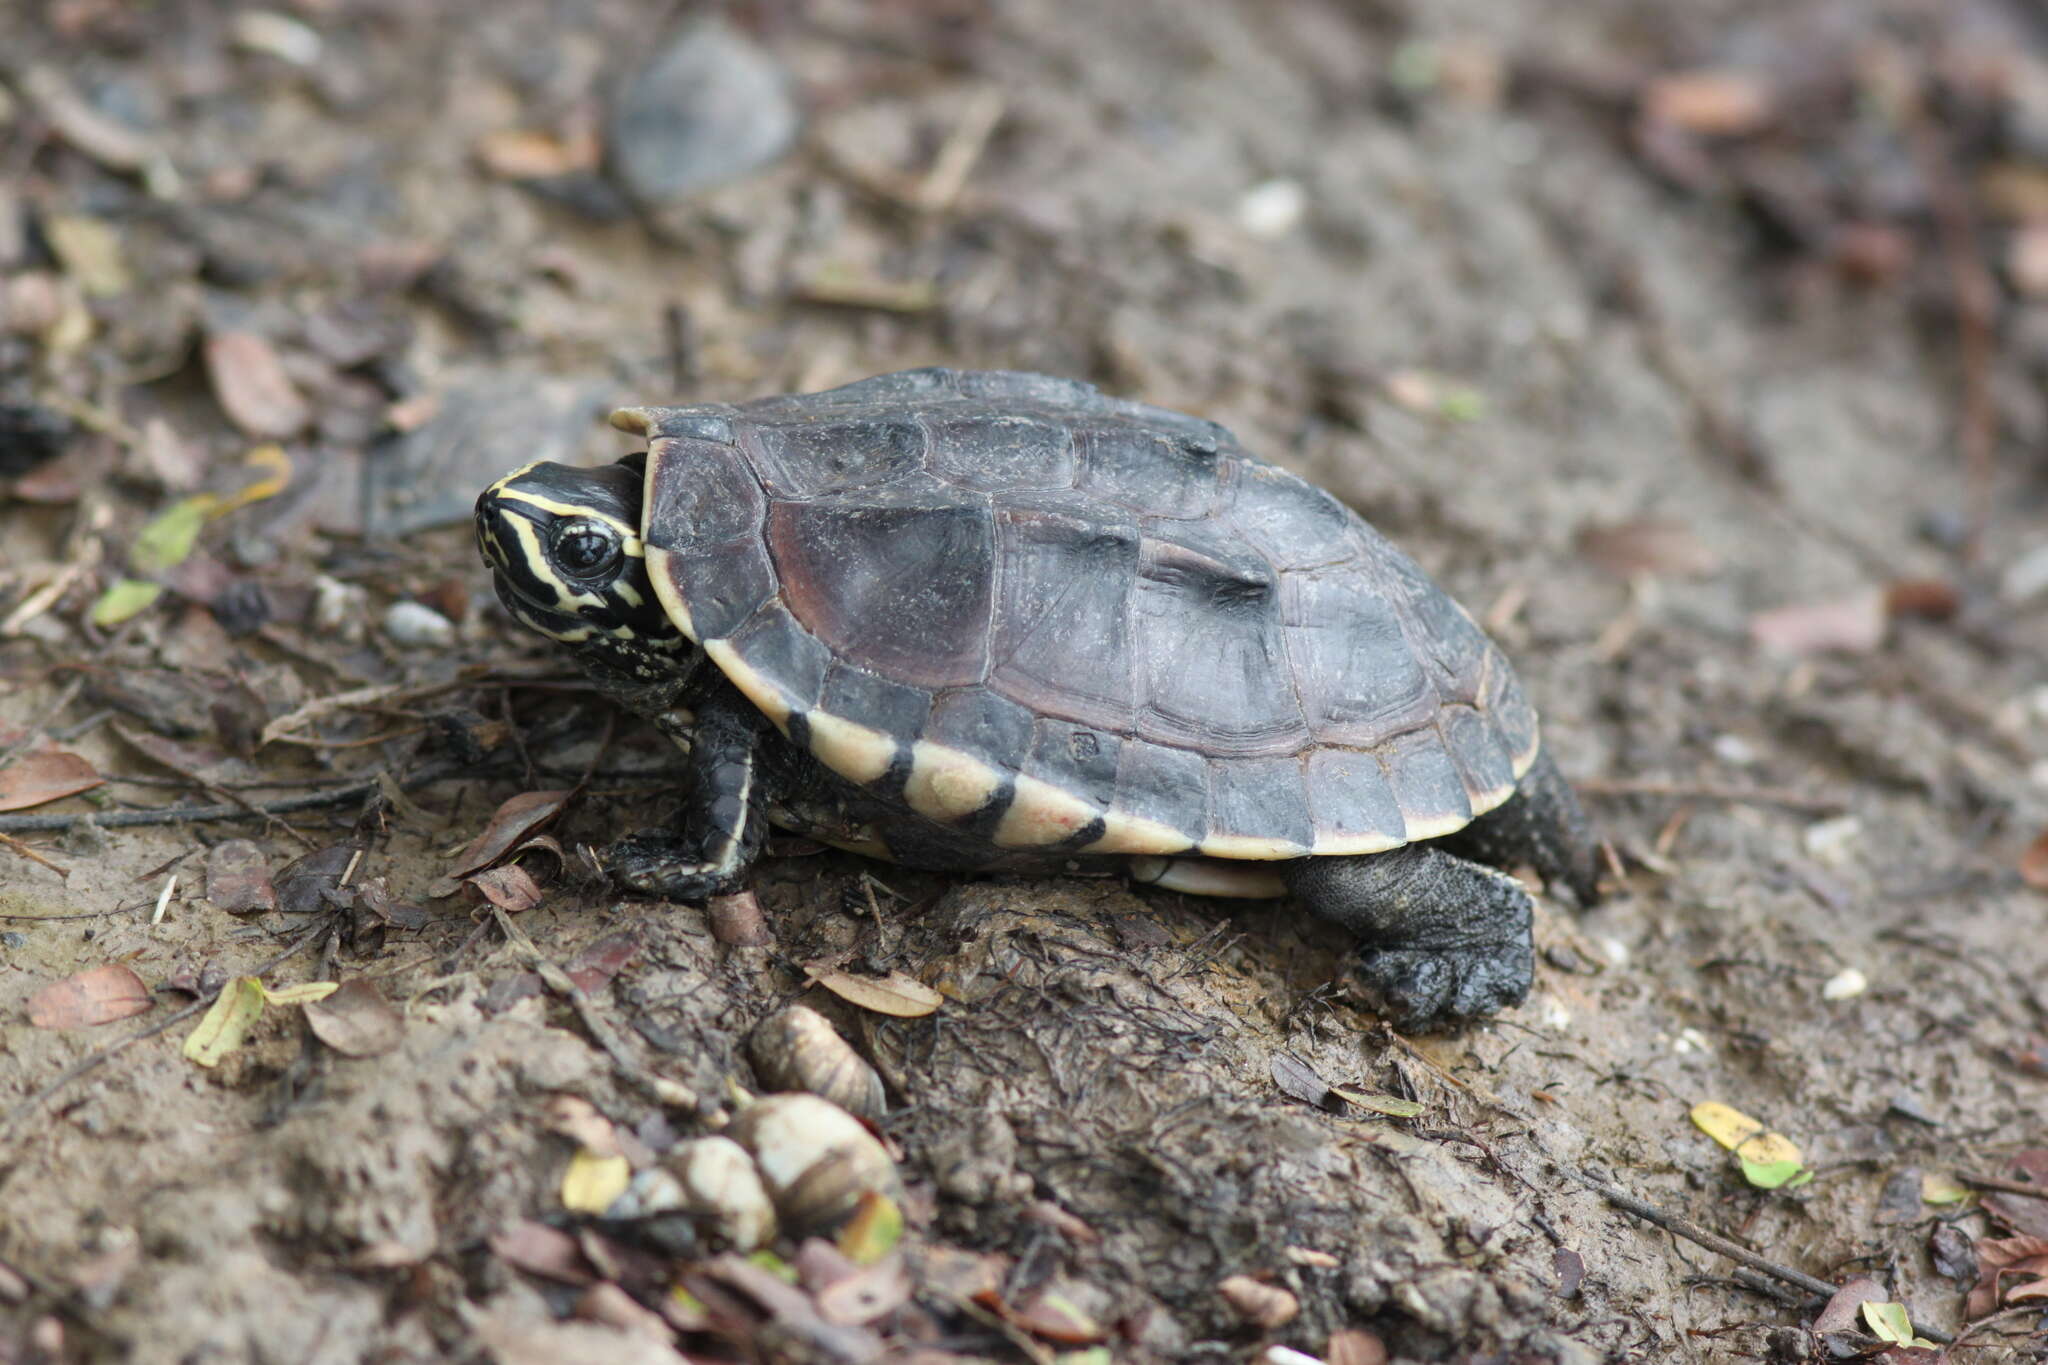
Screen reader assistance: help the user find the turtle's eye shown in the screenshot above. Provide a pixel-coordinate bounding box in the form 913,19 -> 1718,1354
553,522 -> 621,578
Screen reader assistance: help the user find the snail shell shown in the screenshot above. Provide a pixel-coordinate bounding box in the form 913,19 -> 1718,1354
667,1135 -> 778,1252
727,1093 -> 900,1235
747,1004 -> 886,1120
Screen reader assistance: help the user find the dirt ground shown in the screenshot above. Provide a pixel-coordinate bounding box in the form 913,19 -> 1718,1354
3,1 -> 2046,1362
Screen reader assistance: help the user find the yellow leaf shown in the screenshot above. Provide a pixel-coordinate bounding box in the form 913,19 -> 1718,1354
806,967 -> 944,1018
1689,1101 -> 1764,1151
207,444 -> 293,517
1734,1131 -> 1802,1168
1739,1156 -> 1808,1189
131,498 -> 210,573
836,1191 -> 904,1265
182,977 -> 267,1067
261,981 -> 340,1006
560,1149 -> 630,1214
1861,1300 -> 1915,1344
89,578 -> 163,628
1921,1172 -> 1971,1205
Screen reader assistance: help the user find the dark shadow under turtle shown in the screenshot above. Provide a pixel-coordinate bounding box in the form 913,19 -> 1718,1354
475,368 -> 1600,1029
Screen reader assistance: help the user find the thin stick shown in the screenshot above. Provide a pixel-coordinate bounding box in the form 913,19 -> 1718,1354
1571,1170 -> 1838,1299
1575,777 -> 1846,813
0,760 -> 468,834
1957,1172 -> 2048,1200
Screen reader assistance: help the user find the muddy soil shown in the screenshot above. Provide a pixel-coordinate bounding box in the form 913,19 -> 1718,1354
2,1 -> 2045,1362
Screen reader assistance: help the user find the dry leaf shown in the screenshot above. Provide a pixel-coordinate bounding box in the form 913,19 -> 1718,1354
302,979 -> 405,1057
26,964 -> 152,1029
476,127 -> 599,180
183,976 -> 267,1067
806,967 -> 943,1018
205,839 -> 277,915
468,863 -> 545,912
1749,589 -> 1888,656
0,750 -> 103,812
1217,1274 -> 1299,1328
1690,1100 -> 1764,1150
441,791 -> 571,884
1643,70 -> 1773,136
1576,519 -> 1719,579
2021,829 -> 2048,892
561,1149 -> 632,1214
487,1220 -> 595,1286
813,1251 -> 912,1326
260,981 -> 340,1007
203,332 -> 309,439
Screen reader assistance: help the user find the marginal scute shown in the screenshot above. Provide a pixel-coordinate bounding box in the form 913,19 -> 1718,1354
903,741 -> 1004,822
1440,704 -> 1517,816
1379,726 -> 1474,842
1303,748 -> 1407,854
804,709 -> 897,786
643,441 -> 766,551
993,773 -> 1102,848
703,638 -> 791,726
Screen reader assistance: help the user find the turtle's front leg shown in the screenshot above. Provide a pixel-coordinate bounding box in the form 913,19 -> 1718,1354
608,684 -> 774,901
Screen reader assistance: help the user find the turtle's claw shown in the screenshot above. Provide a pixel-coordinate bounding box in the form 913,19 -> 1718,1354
1356,942 -> 1532,1031
606,830 -> 747,902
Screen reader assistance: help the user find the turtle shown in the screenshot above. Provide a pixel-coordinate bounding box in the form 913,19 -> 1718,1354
474,367 -> 1599,1028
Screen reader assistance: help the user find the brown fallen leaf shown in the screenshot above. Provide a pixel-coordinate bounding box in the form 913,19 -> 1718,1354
813,1252 -> 913,1327
1965,1235 -> 2048,1318
0,750 -> 103,812
566,931 -> 642,994
1325,1329 -> 1390,1365
204,839 -> 277,915
302,979 -> 404,1057
1005,1278 -> 1108,1344
1575,518 -> 1719,579
1749,589 -> 1888,657
1217,1274 -> 1298,1329
1982,1151 -> 2048,1240
1643,69 -> 1774,136
487,1221 -> 596,1286
476,126 -> 601,180
468,863 -> 545,912
806,967 -> 944,1018
2020,830 -> 2048,893
27,964 -> 153,1029
203,331 -> 309,440
1883,578 -> 1960,621
437,790 -> 572,888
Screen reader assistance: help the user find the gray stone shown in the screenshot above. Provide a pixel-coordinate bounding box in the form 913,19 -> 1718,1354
607,17 -> 799,207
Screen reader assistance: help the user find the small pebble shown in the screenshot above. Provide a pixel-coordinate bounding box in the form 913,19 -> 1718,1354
311,575 -> 367,638
1821,968 -> 1868,1001
1237,179 -> 1306,239
1802,815 -> 1862,867
231,11 -> 323,66
1672,1027 -> 1712,1055
608,17 -> 799,206
2001,543 -> 2048,603
383,600 -> 455,649
1711,733 -> 1760,767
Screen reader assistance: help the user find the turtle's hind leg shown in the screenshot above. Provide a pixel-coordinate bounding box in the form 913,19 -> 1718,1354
1439,748 -> 1601,905
608,684 -> 773,901
1284,845 -> 1533,1029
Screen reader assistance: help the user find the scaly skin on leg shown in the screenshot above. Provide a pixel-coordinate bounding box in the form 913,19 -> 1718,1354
608,684 -> 773,901
1439,748 -> 1601,905
1284,844 -> 1535,1029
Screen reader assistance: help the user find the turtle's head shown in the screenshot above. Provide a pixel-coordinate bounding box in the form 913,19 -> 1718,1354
475,458 -> 694,688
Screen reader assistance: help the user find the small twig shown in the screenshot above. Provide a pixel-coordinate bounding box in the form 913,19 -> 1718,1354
915,86 -> 1006,215
1572,1170 -> 1838,1299
1575,777 -> 1847,813
1957,1172 -> 2048,1200
1,920 -> 332,1134
488,906 -> 697,1111
0,760 -> 470,835
0,831 -> 68,877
